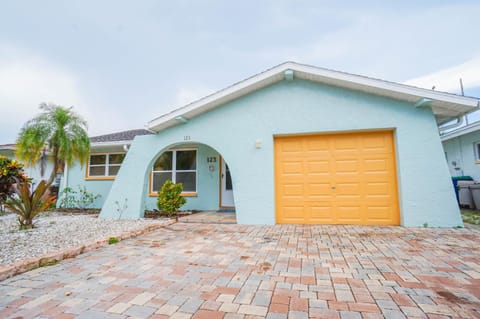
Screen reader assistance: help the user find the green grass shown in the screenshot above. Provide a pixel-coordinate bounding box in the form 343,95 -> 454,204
108,237 -> 119,245
461,209 -> 480,225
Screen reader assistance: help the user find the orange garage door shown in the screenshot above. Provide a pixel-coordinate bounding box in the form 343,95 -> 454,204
274,131 -> 399,225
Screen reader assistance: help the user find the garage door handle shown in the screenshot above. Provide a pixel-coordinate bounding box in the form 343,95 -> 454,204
331,186 -> 336,189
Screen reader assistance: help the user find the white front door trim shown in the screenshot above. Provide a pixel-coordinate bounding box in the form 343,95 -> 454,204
220,158 -> 235,208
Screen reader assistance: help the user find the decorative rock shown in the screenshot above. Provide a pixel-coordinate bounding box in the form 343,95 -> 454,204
0,212 -> 174,280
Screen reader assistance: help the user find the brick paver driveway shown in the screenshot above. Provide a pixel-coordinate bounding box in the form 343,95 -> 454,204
1,223 -> 480,319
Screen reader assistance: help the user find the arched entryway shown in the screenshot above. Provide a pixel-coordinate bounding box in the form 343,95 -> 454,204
147,142 -> 236,222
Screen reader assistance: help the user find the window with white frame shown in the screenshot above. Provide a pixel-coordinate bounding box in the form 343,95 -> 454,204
88,153 -> 125,177
474,142 -> 480,162
151,149 -> 197,193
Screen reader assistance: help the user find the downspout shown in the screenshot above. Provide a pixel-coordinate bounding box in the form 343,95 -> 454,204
57,162 -> 68,207
63,163 -> 68,189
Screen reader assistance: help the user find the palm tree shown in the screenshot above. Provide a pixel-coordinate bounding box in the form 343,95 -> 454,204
16,103 -> 90,185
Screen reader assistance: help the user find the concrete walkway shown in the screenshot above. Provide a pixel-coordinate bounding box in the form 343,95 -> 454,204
180,211 -> 237,224
1,223 -> 479,318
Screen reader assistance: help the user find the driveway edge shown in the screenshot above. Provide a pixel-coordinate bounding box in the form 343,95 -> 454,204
0,219 -> 176,281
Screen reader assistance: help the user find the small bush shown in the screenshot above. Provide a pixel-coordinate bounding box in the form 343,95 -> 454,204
157,180 -> 186,222
108,237 -> 119,245
4,179 -> 56,229
59,185 -> 101,209
0,156 -> 29,212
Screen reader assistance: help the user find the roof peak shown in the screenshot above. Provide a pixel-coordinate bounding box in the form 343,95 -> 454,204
147,61 -> 480,133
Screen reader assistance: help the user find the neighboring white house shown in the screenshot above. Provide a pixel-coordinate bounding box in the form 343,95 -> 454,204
441,121 -> 480,181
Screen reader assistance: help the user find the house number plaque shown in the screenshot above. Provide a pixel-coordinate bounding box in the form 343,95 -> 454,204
207,157 -> 217,163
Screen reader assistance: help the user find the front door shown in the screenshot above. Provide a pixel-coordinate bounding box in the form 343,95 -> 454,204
221,159 -> 235,208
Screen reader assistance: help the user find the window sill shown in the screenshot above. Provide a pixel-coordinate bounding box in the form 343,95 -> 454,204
149,192 -> 198,197
85,176 -> 116,181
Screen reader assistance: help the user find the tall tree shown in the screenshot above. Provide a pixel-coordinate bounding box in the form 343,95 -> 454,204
16,103 -> 90,185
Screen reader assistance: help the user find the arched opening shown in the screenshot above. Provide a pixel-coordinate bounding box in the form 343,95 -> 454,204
146,142 -> 236,223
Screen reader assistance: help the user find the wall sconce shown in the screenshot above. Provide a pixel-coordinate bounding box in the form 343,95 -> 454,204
255,139 -> 262,149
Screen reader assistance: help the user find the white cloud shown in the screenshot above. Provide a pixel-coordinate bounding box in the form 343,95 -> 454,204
296,3 -> 480,81
404,56 -> 480,94
0,45 -> 89,143
174,86 -> 214,107
0,44 -> 137,143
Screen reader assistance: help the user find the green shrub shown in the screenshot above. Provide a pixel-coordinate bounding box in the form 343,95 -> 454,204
58,186 -> 76,208
108,237 -> 119,244
157,180 -> 186,222
4,179 -> 56,229
59,185 -> 101,209
0,156 -> 29,212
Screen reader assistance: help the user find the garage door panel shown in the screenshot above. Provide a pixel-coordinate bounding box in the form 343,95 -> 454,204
305,139 -> 330,151
310,206 -> 335,223
279,139 -> 304,152
336,182 -> 361,194
337,206 -> 362,221
282,183 -> 304,196
275,131 -> 399,225
364,159 -> 388,171
308,183 -> 333,195
366,206 -> 395,222
281,206 -> 306,221
333,136 -> 359,149
365,182 -> 388,195
281,161 -> 303,174
335,160 -> 359,173
307,161 -> 330,173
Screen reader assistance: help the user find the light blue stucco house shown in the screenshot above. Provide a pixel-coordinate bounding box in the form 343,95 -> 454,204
62,62 -> 480,226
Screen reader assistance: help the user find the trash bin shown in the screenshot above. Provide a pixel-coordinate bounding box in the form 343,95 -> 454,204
452,176 -> 474,204
470,184 -> 480,210
458,182 -> 475,209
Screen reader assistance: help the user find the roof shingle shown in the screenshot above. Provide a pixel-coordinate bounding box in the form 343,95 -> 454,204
90,129 -> 152,143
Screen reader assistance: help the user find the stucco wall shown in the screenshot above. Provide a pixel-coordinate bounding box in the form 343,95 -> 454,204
100,79 -> 461,227
59,162 -> 113,208
144,144 -> 220,211
443,130 -> 480,181
59,145 -> 124,208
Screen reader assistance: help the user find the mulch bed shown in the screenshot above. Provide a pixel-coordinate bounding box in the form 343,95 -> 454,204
144,210 -> 200,219
54,208 -> 201,219
54,208 -> 100,215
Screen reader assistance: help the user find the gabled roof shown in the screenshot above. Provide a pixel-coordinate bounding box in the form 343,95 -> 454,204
90,129 -> 152,145
0,130 -> 152,152
147,61 -> 480,133
441,121 -> 480,142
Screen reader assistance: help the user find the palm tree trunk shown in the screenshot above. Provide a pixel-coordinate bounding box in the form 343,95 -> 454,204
47,148 -> 59,186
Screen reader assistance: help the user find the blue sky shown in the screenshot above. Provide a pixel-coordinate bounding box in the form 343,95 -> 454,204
1,1 -> 479,144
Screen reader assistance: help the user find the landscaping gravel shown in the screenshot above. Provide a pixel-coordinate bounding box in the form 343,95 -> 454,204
0,212 -> 167,266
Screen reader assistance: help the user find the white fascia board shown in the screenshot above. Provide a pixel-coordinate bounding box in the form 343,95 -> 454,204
293,63 -> 479,107
147,62 -> 480,133
90,140 -> 132,148
147,63 -> 289,131
441,121 -> 480,141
